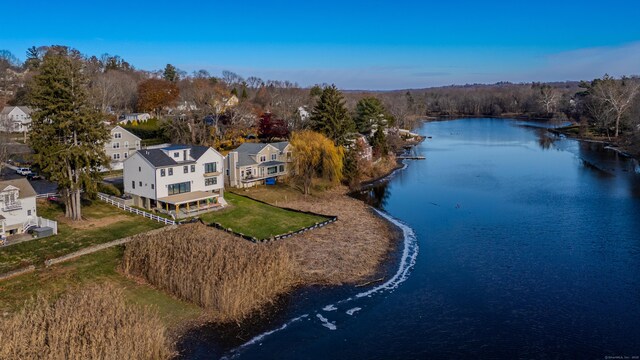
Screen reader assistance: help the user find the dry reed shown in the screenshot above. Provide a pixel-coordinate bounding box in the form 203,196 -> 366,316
0,283 -> 171,360
121,226 -> 297,323
121,186 -> 397,324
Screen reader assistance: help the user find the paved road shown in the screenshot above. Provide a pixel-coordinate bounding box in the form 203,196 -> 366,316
0,165 -> 58,195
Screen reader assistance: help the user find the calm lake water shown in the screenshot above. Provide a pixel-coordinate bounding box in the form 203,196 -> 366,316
180,118 -> 640,359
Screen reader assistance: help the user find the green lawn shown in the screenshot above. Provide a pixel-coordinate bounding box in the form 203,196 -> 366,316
199,192 -> 329,240
0,199 -> 164,273
0,246 -> 202,328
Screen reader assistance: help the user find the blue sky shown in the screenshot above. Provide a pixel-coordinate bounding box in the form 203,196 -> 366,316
2,0 -> 639,89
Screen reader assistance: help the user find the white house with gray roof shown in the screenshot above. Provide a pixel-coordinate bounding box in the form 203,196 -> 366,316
0,106 -> 33,133
123,144 -> 225,218
224,141 -> 292,188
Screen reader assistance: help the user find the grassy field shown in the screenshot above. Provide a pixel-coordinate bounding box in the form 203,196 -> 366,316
0,246 -> 202,328
199,192 -> 329,240
0,199 -> 164,273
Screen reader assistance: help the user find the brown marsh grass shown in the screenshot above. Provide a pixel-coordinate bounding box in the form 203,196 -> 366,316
121,185 -> 396,325
121,226 -> 297,323
0,283 -> 171,360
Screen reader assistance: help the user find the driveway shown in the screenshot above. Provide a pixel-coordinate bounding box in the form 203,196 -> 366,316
1,164 -> 58,195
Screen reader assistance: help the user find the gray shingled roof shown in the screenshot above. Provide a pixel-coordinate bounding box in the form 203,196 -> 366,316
190,145 -> 210,160
237,153 -> 257,167
271,141 -> 289,152
234,142 -> 269,154
232,142 -> 290,168
0,178 -> 37,199
137,145 -> 212,168
1,106 -> 33,115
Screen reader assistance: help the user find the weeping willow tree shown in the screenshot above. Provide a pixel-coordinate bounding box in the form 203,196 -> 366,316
290,130 -> 344,195
29,46 -> 109,220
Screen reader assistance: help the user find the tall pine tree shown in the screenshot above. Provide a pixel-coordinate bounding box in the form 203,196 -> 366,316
29,46 -> 110,220
309,85 -> 354,146
162,64 -> 178,82
354,96 -> 391,135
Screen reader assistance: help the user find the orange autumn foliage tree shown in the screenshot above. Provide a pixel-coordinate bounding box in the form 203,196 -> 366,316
136,78 -> 179,116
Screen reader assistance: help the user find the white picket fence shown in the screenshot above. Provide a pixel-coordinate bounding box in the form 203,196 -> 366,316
96,193 -> 176,225
36,193 -> 59,199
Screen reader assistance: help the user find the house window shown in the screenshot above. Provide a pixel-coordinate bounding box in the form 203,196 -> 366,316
113,153 -> 120,160
191,165 -> 195,172
114,132 -> 122,139
167,182 -> 191,195
183,165 -> 188,174
173,152 -> 180,158
132,181 -> 135,189
139,181 -> 142,187
205,177 -> 217,186
259,155 -> 266,162
112,142 -> 120,149
138,166 -> 141,172
267,166 -> 277,175
124,141 -> 129,148
168,168 -> 173,176
286,152 -> 292,161
135,141 -> 140,148
161,169 -> 166,177
271,154 -> 277,160
279,165 -> 285,172
204,162 -> 217,173
27,210 -> 32,216
151,184 -> 154,190
124,152 -> 128,158
226,169 -> 229,176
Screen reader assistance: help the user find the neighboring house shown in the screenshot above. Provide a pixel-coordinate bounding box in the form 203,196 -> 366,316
212,95 -> 239,113
118,113 -> 151,124
0,106 -> 33,133
0,179 -> 37,239
347,134 -> 373,162
105,126 -> 142,171
175,101 -> 198,112
396,128 -> 420,141
123,144 -> 225,218
225,141 -> 292,188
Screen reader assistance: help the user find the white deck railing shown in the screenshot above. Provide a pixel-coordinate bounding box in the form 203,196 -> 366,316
96,193 -> 176,225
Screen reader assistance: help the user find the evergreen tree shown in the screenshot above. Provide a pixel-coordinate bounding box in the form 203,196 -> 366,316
162,63 -> 178,82
309,85 -> 323,98
354,96 -> 390,135
309,85 -> 354,146
25,46 -> 41,70
241,87 -> 248,100
230,87 -> 238,97
370,127 -> 389,158
29,47 -> 110,220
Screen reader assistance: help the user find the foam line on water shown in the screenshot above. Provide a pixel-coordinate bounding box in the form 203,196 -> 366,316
221,314 -> 308,359
316,314 -> 337,330
223,210 -> 418,358
346,307 -> 361,315
355,209 -> 418,298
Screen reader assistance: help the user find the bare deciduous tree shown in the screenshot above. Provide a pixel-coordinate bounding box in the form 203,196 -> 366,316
537,84 -> 559,114
89,70 -> 138,113
588,75 -> 640,138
